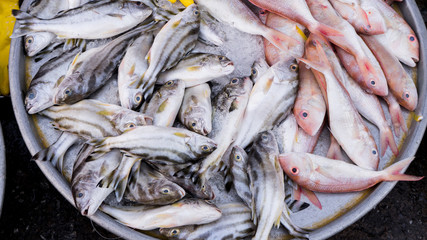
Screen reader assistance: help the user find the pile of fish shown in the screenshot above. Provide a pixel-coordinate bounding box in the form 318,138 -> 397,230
14,0 -> 424,239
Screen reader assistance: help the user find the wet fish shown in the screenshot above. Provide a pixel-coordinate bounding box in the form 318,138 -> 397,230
71,145 -> 121,216
293,125 -> 322,154
196,0 -> 302,56
250,58 -> 269,83
12,1 -> 152,39
141,80 -> 185,127
125,161 -> 186,205
279,153 -> 423,192
157,53 -> 234,87
39,99 -> 150,140
293,61 -> 326,137
329,0 -> 374,34
89,125 -> 217,164
178,83 -> 212,135
159,203 -> 255,240
360,0 -> 388,35
99,199 -> 222,230
138,4 -> 200,101
118,33 -> 153,109
247,131 -> 285,240
301,35 -> 379,170
25,47 -> 80,114
233,58 -> 299,149
24,32 -> 58,57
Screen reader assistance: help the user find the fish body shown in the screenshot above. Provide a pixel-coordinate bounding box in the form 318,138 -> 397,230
99,199 -> 222,230
139,4 -> 200,101
273,113 -> 298,154
157,53 -> 234,87
279,153 -> 423,192
293,125 -> 322,154
178,83 -> 212,135
329,0 -> 374,34
141,80 -> 185,127
247,131 -> 285,240
89,125 -> 217,164
159,203 -> 255,240
118,33 -> 153,109
12,1 -> 152,39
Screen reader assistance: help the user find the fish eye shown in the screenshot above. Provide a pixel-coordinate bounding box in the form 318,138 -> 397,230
290,167 -> 299,175
372,149 -> 377,155
409,35 -> 416,42
171,229 -> 180,236
201,145 -> 210,152
261,134 -> 269,141
134,1 -> 142,6
235,154 -> 241,161
370,80 -> 376,86
125,122 -> 136,129
28,92 -> 36,100
260,9 -> 267,15
251,68 -> 257,76
191,122 -> 197,127
166,81 -> 174,86
218,56 -> 225,61
403,91 -> 410,99
194,10 -> 199,15
231,78 -> 239,84
290,64 -> 298,71
77,192 -> 84,198
161,188 -> 170,194
201,185 -> 205,191
26,36 -> 34,44
134,93 -> 143,104
300,111 -> 308,119
64,88 -> 72,96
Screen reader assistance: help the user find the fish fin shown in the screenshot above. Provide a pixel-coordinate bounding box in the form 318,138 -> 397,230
128,64 -> 136,76
157,99 -> 169,113
389,102 -> 407,137
327,134 -> 345,160
379,124 -> 399,157
11,25 -> 33,38
263,28 -> 302,57
298,40 -> 331,74
88,138 -> 109,159
313,22 -> 343,37
70,52 -> 82,68
114,175 -> 130,202
186,66 -> 202,71
301,187 -> 322,210
275,214 -> 282,228
12,9 -> 34,20
382,157 -> 423,181
146,50 -> 151,64
293,185 -> 302,201
97,171 -> 114,189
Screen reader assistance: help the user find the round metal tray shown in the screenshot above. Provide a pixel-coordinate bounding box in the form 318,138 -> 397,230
9,0 -> 427,239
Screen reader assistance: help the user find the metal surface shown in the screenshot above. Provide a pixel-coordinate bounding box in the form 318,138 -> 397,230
0,124 -> 5,217
8,0 -> 427,239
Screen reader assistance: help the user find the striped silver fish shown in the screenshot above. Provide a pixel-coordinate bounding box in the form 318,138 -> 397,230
25,47 -> 80,114
53,24 -> 155,105
71,145 -> 121,216
159,202 -> 255,240
233,58 -> 299,149
247,131 -> 285,240
138,4 -> 200,101
89,125 -> 217,164
118,33 -> 153,109
157,53 -> 234,87
99,199 -> 222,230
12,1 -> 152,39
178,83 -> 212,135
40,99 -> 150,140
125,161 -> 186,205
140,80 -> 185,127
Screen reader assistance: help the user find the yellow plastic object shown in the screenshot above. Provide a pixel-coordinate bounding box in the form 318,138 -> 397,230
168,0 -> 194,7
0,0 -> 19,96
296,26 -> 308,41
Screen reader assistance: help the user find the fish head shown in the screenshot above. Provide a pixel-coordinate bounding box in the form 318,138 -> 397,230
25,88 -> 52,114
180,3 -> 200,23
252,131 -> 279,155
362,68 -> 389,97
53,72 -> 84,104
272,58 -> 299,83
351,142 -> 379,171
125,86 -> 144,110
211,55 -> 235,74
385,29 -> 419,67
72,181 -> 98,216
124,1 -> 153,19
112,111 -> 152,132
191,135 -> 217,157
159,226 -> 193,239
397,85 -> 418,111
224,77 -> 253,98
24,32 -> 53,57
160,79 -> 185,95
230,145 -> 248,168
364,7 -> 387,35
149,180 -> 186,203
185,116 -> 211,135
278,153 -> 314,183
250,58 -> 269,82
193,175 -> 215,200
293,96 -> 326,136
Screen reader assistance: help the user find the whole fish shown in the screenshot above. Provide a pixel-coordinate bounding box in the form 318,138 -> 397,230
140,80 -> 185,127
71,145 -> 121,216
89,125 -> 217,164
157,53 -> 235,87
306,0 -> 388,97
369,0 -> 419,67
233,58 -> 299,149
301,35 -> 379,170
329,0 -> 374,34
159,203 -> 255,240
125,161 -> 186,205
118,33 -> 153,109
247,131 -> 285,240
279,153 -> 423,192
25,47 -> 80,114
263,12 -> 306,65
12,1 -> 152,39
196,0 -> 302,56
99,199 -> 222,230
250,58 -> 270,83
178,83 -> 212,135
293,61 -> 326,136
39,99 -> 150,140
138,4 -> 200,101
248,0 -> 342,37
53,24 -> 154,105
198,77 -> 252,173
362,35 -> 418,111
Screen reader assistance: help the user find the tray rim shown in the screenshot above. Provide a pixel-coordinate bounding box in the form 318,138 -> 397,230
8,0 -> 427,239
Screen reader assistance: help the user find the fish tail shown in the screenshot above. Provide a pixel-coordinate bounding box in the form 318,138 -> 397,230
280,207 -> 310,237
379,123 -> 399,157
10,10 -> 37,38
383,157 -> 423,181
114,176 -> 130,202
263,27 -> 302,57
312,22 -> 343,37
88,138 -> 109,159
298,39 -> 332,74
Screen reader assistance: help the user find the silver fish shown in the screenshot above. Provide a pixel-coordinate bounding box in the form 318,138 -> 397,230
12,1 -> 152,39
159,203 -> 255,240
250,58 -> 270,83
178,83 -> 212,135
99,199 -> 222,230
138,4 -> 200,101
141,80 -> 185,127
157,53 -> 234,87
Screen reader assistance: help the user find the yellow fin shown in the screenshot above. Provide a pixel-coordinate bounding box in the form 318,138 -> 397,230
296,25 -> 307,41
157,100 -> 169,113
174,132 -> 190,138
179,0 -> 194,7
71,52 -> 82,67
275,214 -> 281,228
187,66 -> 201,72
97,110 -> 113,116
172,19 -> 181,28
146,49 -> 151,64
263,77 -> 273,94
128,64 -> 136,75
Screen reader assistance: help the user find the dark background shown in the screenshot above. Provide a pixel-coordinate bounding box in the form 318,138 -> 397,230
0,1 -> 426,239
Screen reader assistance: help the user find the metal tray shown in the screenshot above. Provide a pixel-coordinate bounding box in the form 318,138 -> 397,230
0,124 -> 5,217
9,0 -> 427,239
